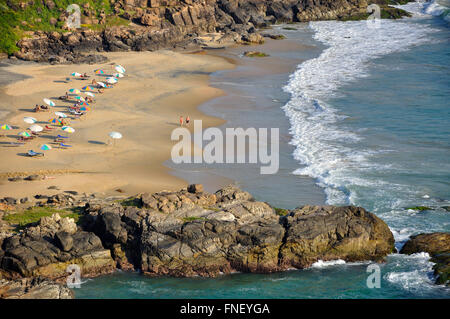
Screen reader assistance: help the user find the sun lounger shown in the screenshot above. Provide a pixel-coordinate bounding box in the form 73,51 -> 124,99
44,125 -> 54,130
27,150 -> 44,157
59,142 -> 72,148
18,136 -> 34,142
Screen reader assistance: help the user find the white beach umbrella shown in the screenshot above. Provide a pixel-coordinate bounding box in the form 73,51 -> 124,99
43,98 -> 55,107
62,126 -> 75,133
114,65 -> 126,74
106,77 -> 118,84
23,116 -> 37,124
109,131 -> 122,139
85,92 -> 95,97
55,112 -> 67,118
97,82 -> 107,88
29,124 -> 43,132
71,72 -> 82,77
113,73 -> 124,78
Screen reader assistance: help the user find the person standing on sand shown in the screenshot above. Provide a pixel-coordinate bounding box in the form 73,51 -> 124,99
180,116 -> 184,126
186,116 -> 190,126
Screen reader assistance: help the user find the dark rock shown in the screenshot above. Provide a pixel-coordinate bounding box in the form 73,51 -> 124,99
187,184 -> 204,194
54,232 -> 73,252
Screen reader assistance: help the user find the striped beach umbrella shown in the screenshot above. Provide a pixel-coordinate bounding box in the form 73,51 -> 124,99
40,144 -> 52,151
94,69 -> 105,75
49,118 -> 62,125
68,88 -> 80,94
18,131 -> 31,137
23,117 -> 37,124
1,124 -> 12,130
43,98 -> 55,107
84,92 -> 95,97
82,85 -> 94,91
80,106 -> 91,112
74,96 -> 85,101
62,126 -> 75,133
113,73 -> 124,78
79,101 -> 89,106
71,72 -> 82,77
114,65 -> 126,74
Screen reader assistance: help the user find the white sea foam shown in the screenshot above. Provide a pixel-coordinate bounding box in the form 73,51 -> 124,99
282,16 -> 439,206
393,0 -> 450,21
311,259 -> 346,268
384,253 -> 446,294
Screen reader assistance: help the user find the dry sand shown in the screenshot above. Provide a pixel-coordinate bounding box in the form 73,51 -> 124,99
0,50 -> 234,198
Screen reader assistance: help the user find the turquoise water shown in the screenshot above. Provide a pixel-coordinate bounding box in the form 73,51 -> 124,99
76,2 -> 450,299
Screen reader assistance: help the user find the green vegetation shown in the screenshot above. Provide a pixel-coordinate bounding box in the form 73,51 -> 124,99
406,206 -> 432,211
244,51 -> 269,58
0,0 -> 117,54
118,197 -> 142,208
182,216 -> 206,223
3,206 -> 81,230
282,27 -> 297,31
274,207 -> 289,216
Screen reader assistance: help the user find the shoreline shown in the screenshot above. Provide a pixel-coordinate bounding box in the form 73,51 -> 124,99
0,50 -> 235,199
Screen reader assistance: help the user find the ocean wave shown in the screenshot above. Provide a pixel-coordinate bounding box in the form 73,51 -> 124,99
282,19 -> 438,206
393,0 -> 450,22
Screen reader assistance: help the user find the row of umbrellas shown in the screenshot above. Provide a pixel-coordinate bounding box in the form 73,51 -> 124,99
1,65 -> 127,152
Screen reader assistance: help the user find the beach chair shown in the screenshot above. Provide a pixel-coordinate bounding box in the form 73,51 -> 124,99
59,142 -> 72,149
27,150 -> 44,157
18,136 -> 34,142
44,125 -> 54,131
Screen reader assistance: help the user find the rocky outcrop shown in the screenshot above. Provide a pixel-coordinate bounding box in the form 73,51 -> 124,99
0,185 -> 395,282
0,277 -> 73,299
7,0 -> 410,63
400,233 -> 450,286
0,213 -> 115,281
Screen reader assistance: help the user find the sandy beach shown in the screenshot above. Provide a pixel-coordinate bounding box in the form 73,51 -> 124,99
0,50 -> 234,199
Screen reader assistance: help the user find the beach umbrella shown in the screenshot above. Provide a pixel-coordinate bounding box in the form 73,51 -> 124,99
79,101 -> 89,106
106,77 -> 118,84
113,73 -> 124,78
114,65 -> 126,74
18,131 -> 31,137
74,96 -> 85,101
55,112 -> 67,118
62,126 -> 75,133
29,124 -> 43,133
1,124 -> 12,130
84,92 -> 95,97
49,118 -> 62,125
82,85 -> 94,91
109,131 -> 122,139
71,72 -> 82,77
23,117 -> 37,124
97,82 -> 107,88
43,98 -> 55,107
68,88 -> 80,94
80,106 -> 91,112
94,69 -> 105,75
40,144 -> 52,151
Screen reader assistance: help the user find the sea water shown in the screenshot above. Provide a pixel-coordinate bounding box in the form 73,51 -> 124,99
76,1 -> 450,298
